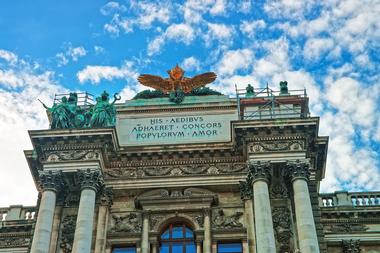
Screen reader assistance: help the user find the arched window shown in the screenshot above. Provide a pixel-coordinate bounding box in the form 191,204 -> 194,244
159,223 -> 196,253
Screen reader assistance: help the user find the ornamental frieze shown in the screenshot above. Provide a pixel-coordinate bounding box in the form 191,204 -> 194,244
43,149 -> 100,162
327,223 -> 369,233
0,236 -> 30,247
248,140 -> 304,153
109,213 -> 142,233
105,163 -> 246,178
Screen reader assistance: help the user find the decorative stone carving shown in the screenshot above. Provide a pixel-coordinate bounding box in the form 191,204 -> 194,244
77,169 -> 104,192
212,209 -> 243,229
60,215 -> 77,253
45,150 -> 100,162
342,239 -> 361,253
99,187 -> 113,206
272,207 -> 293,252
110,213 -> 142,233
248,161 -> 271,183
0,237 -> 29,247
190,213 -> 204,228
287,160 -> 310,181
249,140 -> 304,153
38,170 -> 64,192
329,223 -> 369,233
149,214 -> 167,230
239,180 -> 252,200
270,183 -> 288,198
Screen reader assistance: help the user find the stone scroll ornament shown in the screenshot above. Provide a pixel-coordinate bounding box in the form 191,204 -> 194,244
137,65 -> 217,104
40,90 -> 121,129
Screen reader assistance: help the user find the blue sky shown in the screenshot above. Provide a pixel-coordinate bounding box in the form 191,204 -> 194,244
0,0 -> 379,206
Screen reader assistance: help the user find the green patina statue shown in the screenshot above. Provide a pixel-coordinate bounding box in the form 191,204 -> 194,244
245,84 -> 255,98
280,81 -> 289,95
40,91 -> 121,129
89,91 -> 121,127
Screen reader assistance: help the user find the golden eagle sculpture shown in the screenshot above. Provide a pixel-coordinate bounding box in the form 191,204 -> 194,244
137,65 -> 217,94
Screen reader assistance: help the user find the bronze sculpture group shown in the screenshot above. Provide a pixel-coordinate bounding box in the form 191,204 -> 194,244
41,91 -> 121,129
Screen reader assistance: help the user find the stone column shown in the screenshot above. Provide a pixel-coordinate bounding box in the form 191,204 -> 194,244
239,180 -> 255,253
31,171 -> 64,253
72,169 -> 103,253
151,241 -> 158,253
141,211 -> 150,253
49,205 -> 63,253
203,209 -> 211,253
95,188 -> 113,253
288,161 -> 320,253
248,161 -> 276,253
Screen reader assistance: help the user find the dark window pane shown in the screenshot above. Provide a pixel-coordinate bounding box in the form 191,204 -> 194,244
172,242 -> 184,253
185,243 -> 196,253
172,226 -> 184,239
160,243 -> 169,253
161,229 -> 170,239
218,243 -> 242,253
113,247 -> 136,253
185,228 -> 193,238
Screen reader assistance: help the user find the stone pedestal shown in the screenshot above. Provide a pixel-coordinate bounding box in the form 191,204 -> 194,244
30,171 -> 63,253
288,161 -> 320,253
249,162 -> 276,253
72,169 -> 103,253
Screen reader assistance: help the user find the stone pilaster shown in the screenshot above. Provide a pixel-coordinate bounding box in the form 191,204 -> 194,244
239,180 -> 255,253
95,187 -> 113,253
287,160 -> 320,253
31,170 -> 64,253
141,211 -> 150,253
72,169 -> 103,253
203,208 -> 211,253
248,161 -> 276,253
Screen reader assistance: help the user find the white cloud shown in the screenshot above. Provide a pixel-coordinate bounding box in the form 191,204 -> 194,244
77,61 -> 138,84
303,37 -> 334,60
100,1 -> 126,16
56,45 -> 87,66
182,57 -> 201,71
264,0 -> 316,19
238,0 -> 252,14
204,23 -> 234,46
0,49 -> 18,64
94,45 -> 105,54
132,1 -> 171,28
0,52 -> 67,206
209,0 -> 227,16
240,20 -> 266,38
217,49 -> 253,76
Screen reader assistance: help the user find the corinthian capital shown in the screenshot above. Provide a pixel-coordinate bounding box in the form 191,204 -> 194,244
38,170 -> 64,192
286,160 -> 310,181
248,161 -> 271,183
77,169 -> 104,192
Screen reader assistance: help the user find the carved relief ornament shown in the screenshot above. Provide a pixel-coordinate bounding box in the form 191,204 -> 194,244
248,161 -> 271,183
212,209 -> 243,229
249,140 -> 304,153
38,170 -> 65,192
45,150 -> 100,162
60,215 -> 77,253
109,213 -> 142,233
286,160 -> 310,181
77,169 -> 104,192
342,239 -> 361,253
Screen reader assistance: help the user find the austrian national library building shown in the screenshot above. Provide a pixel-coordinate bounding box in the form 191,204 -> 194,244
0,66 -> 379,253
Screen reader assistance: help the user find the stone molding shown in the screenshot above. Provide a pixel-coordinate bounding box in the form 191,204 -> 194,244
38,170 -> 65,192
77,169 -> 104,192
44,149 -> 100,162
286,160 -> 310,182
248,161 -> 271,183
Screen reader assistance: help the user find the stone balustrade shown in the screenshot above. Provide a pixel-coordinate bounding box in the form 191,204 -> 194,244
0,205 -> 36,221
319,191 -> 380,207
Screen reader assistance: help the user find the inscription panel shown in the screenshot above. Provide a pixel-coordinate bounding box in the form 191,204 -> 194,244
116,112 -> 237,146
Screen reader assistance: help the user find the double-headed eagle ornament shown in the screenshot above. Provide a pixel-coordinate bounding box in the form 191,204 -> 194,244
137,65 -> 217,103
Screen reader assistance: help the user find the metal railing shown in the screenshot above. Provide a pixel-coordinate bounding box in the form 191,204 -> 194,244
53,91 -> 95,106
235,85 -> 309,120
319,191 -> 380,208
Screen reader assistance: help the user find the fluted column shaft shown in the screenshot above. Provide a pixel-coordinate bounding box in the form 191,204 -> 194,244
288,162 -> 320,253
141,211 -> 150,253
203,209 -> 211,253
249,162 -> 276,253
31,171 -> 63,253
72,169 -> 103,253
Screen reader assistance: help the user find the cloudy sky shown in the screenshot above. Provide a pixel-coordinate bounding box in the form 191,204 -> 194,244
0,0 -> 379,206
